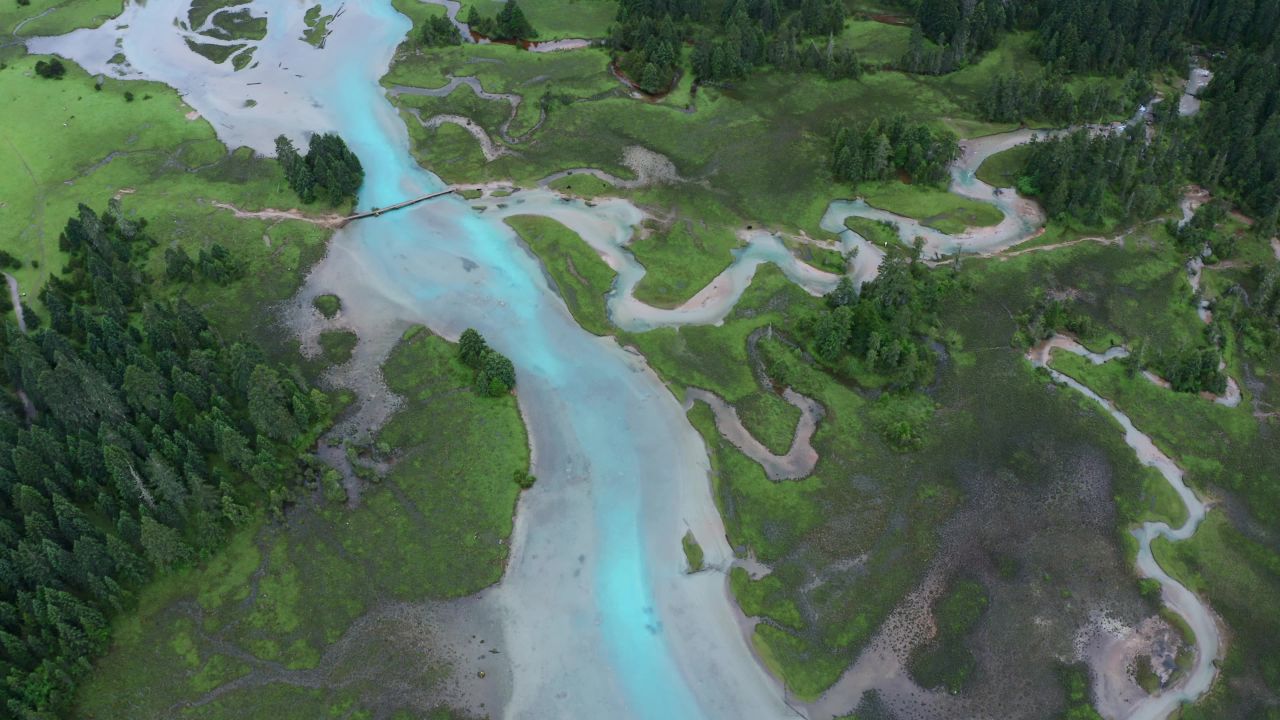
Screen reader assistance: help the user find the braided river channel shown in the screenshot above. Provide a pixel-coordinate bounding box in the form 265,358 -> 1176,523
29,3 -> 1221,718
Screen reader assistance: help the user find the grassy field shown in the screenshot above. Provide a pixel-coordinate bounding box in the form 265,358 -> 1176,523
456,0 -> 617,39
0,55 -> 347,346
0,0 -> 121,36
735,390 -> 804,455
390,0 -> 444,32
76,328 -> 529,718
843,215 -> 902,250
629,212 -> 744,307
839,19 -> 912,66
975,145 -> 1032,188
505,214 -> 615,335
860,181 -> 1004,234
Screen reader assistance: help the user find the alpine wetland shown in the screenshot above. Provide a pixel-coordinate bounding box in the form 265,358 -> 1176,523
2,1 -> 1279,719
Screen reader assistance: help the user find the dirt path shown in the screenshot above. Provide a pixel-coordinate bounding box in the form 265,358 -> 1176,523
210,201 -> 346,227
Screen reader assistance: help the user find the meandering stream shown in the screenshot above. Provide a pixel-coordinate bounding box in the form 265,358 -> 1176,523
28,6 -> 1226,717
1028,336 -> 1222,720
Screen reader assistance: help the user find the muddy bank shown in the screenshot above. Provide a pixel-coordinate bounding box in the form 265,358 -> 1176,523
685,388 -> 823,480
389,74 -> 546,143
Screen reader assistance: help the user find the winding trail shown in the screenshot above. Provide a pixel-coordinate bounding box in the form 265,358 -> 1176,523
685,388 -> 823,481
1028,335 -> 1223,720
4,273 -> 35,421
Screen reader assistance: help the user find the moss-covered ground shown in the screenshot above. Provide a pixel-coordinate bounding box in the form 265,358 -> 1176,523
908,579 -> 989,694
76,327 -> 529,718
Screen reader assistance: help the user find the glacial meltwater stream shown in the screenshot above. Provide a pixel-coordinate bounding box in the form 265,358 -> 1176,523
28,5 -> 1225,718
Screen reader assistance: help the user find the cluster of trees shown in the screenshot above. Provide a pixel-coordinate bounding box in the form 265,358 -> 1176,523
1156,342 -> 1228,394
420,15 -> 462,46
809,247 -> 956,384
1193,41 -> 1280,236
1013,296 -> 1097,348
612,4 -> 682,93
465,1 -> 536,41
1224,263 -> 1280,360
273,133 -> 364,205
604,0 -> 1280,91
1015,126 -> 1187,226
896,0 -> 1020,74
457,329 -> 516,397
0,202 -> 334,717
894,0 -> 1279,79
1034,0 -> 1192,75
1033,0 -> 1280,76
610,0 -> 854,91
977,71 -> 1148,124
34,58 -> 65,80
831,116 -> 959,186
1168,201 -> 1236,260
1186,0 -> 1280,51
163,243 -> 248,285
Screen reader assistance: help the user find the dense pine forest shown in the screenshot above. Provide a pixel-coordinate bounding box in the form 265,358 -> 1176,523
0,203 -> 334,717
830,116 -> 960,186
606,0 -> 1280,100
274,133 -> 365,205
811,252 -> 958,386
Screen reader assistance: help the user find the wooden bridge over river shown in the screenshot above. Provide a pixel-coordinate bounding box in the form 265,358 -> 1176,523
339,188 -> 457,227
